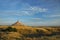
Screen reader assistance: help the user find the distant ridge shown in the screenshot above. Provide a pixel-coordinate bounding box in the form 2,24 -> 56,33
12,21 -> 24,26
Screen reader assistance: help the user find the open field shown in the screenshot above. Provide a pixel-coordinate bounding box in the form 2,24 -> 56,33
0,25 -> 60,40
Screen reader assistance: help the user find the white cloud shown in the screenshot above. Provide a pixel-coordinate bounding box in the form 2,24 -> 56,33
0,1 -> 48,16
43,14 -> 60,18
22,6 -> 48,15
0,6 -> 48,16
30,7 -> 48,12
50,15 -> 60,17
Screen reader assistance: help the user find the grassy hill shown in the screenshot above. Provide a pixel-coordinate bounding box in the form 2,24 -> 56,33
0,25 -> 60,40
0,21 -> 60,40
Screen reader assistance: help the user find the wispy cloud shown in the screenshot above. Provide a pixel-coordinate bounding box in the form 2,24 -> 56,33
22,6 -> 48,15
49,15 -> 60,17
43,14 -> 60,18
0,0 -> 48,16
0,6 -> 48,16
30,7 -> 48,12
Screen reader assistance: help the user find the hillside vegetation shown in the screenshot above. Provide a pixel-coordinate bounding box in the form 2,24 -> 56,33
0,25 -> 60,40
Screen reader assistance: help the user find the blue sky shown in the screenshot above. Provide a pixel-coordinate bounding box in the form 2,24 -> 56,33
0,0 -> 60,26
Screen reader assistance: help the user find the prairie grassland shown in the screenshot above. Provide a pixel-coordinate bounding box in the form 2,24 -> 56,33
0,26 -> 60,40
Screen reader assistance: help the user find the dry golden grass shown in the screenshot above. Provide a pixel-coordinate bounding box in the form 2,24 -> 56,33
0,25 -> 60,40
